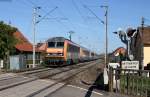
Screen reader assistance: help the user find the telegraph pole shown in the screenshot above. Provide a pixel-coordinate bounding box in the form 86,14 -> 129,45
31,6 -> 58,68
101,5 -> 108,68
101,5 -> 109,87
32,7 -> 40,68
141,17 -> 144,70
105,6 -> 108,68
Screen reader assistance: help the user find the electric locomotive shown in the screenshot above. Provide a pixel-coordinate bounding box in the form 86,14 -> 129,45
45,37 -> 80,65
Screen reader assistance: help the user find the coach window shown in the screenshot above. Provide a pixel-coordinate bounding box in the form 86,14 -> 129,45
48,42 -> 55,47
57,42 -> 64,48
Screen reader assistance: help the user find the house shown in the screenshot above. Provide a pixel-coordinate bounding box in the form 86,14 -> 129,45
113,47 -> 126,57
109,47 -> 126,63
10,31 -> 41,69
37,42 -> 47,64
130,26 -> 150,69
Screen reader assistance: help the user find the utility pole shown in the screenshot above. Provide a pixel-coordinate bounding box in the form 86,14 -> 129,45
31,6 -> 58,68
101,5 -> 108,68
141,17 -> 144,70
101,5 -> 109,87
32,7 -> 40,68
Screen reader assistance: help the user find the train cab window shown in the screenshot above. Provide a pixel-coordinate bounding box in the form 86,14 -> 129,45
57,42 -> 64,48
48,42 -> 55,47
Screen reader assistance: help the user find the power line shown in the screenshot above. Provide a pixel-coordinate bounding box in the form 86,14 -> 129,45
17,0 -> 32,8
144,24 -> 150,27
41,8 -> 70,32
43,17 -> 68,20
83,5 -> 104,24
41,7 -> 70,30
71,0 -> 86,23
78,0 -> 105,33
71,0 -> 104,41
56,0 -> 77,30
20,0 -> 64,30
71,0 -> 101,32
40,0 -> 71,30
71,0 -> 105,50
36,7 -> 58,24
36,0 -> 71,31
56,19 -> 70,30
143,17 -> 150,24
26,0 -> 37,7
58,8 -> 77,30
17,0 -> 76,41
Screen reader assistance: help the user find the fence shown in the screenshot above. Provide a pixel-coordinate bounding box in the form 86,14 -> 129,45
109,67 -> 150,97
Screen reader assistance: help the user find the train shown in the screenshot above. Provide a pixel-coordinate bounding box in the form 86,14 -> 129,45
44,37 -> 98,66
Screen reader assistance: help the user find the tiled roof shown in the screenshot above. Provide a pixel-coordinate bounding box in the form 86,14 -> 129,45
15,43 -> 33,52
13,31 -> 40,52
113,47 -> 126,56
139,27 -> 150,45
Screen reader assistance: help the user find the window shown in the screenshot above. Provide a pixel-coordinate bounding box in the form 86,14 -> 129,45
57,42 -> 64,48
26,54 -> 32,60
48,42 -> 55,47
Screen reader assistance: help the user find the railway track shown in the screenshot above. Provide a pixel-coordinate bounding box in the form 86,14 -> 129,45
19,60 -> 99,78
0,68 -> 51,83
0,60 -> 101,97
26,60 -> 101,97
0,60 -> 98,86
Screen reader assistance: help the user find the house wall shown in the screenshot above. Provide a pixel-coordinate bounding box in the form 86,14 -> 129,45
130,30 -> 143,67
130,27 -> 150,69
24,52 -> 41,68
9,55 -> 26,70
144,46 -> 150,66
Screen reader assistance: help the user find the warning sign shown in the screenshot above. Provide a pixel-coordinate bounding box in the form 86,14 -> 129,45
122,61 -> 139,70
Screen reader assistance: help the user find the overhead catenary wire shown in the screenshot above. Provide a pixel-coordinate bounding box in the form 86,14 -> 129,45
36,7 -> 58,24
83,5 -> 105,25
17,0 -> 102,53
25,0 -> 99,34
57,0 -> 78,30
25,0 -> 58,23
143,17 -> 150,26
40,0 -> 72,28
29,1 -> 71,31
22,0 -> 58,21
71,1 -> 102,34
17,0 -> 32,8
78,0 -> 104,31
144,17 -> 150,22
71,0 -> 86,23
26,0 -> 37,7
71,0 -> 100,31
39,0 -> 68,28
71,0 -> 104,52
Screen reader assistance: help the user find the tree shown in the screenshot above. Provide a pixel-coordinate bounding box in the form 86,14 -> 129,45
0,21 -> 17,69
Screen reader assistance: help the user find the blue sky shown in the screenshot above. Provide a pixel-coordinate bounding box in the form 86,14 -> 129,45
0,0 -> 150,54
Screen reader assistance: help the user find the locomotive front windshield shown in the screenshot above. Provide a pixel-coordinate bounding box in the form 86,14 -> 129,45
48,42 -> 55,47
57,42 -> 64,47
48,42 -> 64,48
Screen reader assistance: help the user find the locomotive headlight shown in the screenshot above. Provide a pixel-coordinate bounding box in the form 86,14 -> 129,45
58,53 -> 63,56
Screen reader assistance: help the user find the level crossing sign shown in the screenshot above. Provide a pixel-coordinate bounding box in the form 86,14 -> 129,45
122,61 -> 139,70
